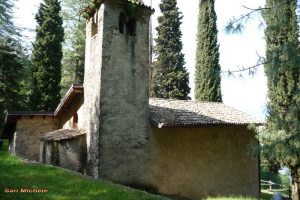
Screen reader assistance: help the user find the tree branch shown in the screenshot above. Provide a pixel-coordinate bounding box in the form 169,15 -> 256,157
223,53 -> 284,76
225,0 -> 296,34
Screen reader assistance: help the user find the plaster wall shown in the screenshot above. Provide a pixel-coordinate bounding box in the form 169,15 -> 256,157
81,4 -> 104,177
148,126 -> 260,199
83,1 -> 152,180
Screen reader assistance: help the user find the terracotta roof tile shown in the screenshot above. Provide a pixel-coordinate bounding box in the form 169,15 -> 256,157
149,98 -> 264,128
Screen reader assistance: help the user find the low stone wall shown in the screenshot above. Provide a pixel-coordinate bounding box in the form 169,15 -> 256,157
40,134 -> 87,173
9,116 -> 60,161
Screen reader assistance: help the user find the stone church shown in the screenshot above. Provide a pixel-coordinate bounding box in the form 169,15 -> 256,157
1,0 -> 262,199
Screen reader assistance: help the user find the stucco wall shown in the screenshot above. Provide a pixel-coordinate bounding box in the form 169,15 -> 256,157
81,4 -> 104,177
83,1 -> 152,179
148,125 -> 259,199
40,136 -> 87,173
9,116 -> 60,161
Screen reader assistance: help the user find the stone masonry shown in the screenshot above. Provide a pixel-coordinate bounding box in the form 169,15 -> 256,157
9,116 -> 60,161
81,0 -> 153,183
40,129 -> 87,173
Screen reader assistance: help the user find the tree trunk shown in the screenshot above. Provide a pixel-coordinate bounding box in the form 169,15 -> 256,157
291,166 -> 300,200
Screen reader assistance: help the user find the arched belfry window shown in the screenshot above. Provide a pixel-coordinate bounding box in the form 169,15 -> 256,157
119,12 -> 137,36
126,17 -> 136,36
119,12 -> 125,34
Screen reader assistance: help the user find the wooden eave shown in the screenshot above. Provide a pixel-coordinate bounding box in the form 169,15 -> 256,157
1,112 -> 54,139
1,84 -> 84,139
54,84 -> 84,117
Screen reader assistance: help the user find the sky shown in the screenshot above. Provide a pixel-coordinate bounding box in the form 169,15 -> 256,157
13,0 -> 267,120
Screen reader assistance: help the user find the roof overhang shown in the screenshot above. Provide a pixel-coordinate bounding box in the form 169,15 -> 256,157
1,84 -> 84,139
54,84 -> 84,117
150,118 -> 264,129
40,129 -> 86,142
149,98 -> 265,128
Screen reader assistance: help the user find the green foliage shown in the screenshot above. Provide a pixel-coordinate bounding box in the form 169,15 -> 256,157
81,0 -> 142,21
151,0 -> 190,100
81,0 -> 102,19
30,0 -> 64,111
0,0 -> 20,39
260,192 -> 276,200
262,0 -> 300,169
0,39 -> 25,131
0,142 -> 165,200
280,169 -> 291,189
260,165 -> 282,189
125,0 -> 143,19
61,0 -> 88,95
0,0 -> 28,131
261,0 -> 300,199
194,0 -> 222,102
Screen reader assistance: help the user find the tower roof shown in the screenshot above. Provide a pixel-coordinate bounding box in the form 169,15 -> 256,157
82,0 -> 154,20
115,0 -> 154,12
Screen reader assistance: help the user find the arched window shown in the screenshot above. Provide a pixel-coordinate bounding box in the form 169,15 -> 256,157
126,17 -> 136,36
119,12 -> 137,36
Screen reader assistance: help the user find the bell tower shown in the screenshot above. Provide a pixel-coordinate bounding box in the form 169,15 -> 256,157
82,0 -> 154,183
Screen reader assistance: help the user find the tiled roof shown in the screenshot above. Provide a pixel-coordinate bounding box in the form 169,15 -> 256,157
40,129 -> 86,142
149,98 -> 263,128
1,84 -> 83,139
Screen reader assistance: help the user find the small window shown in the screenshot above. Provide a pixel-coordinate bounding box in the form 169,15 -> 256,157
126,17 -> 136,36
119,12 -> 137,36
119,13 -> 125,34
72,113 -> 78,128
91,16 -> 98,36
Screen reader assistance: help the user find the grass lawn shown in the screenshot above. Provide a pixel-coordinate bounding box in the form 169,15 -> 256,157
260,192 -> 273,200
206,197 -> 255,200
206,192 -> 273,200
0,140 -> 166,200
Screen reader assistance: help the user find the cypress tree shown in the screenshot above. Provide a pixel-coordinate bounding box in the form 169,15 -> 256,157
30,0 -> 64,111
194,0 -> 221,102
151,0 -> 190,100
262,1 -> 300,199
